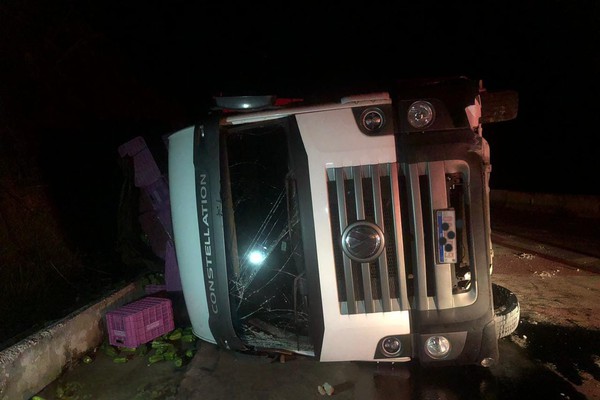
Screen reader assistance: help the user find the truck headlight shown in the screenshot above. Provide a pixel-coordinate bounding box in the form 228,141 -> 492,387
360,108 -> 385,132
407,100 -> 435,129
424,335 -> 451,359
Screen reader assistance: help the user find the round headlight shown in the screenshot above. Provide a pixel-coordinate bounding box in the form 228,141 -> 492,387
381,336 -> 402,357
424,335 -> 451,359
361,108 -> 385,132
407,101 -> 435,129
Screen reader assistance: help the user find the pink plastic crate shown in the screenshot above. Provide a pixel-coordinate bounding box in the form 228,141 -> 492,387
105,297 -> 174,348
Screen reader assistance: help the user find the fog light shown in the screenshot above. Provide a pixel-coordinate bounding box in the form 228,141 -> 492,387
381,336 -> 402,357
407,101 -> 435,129
424,336 -> 451,359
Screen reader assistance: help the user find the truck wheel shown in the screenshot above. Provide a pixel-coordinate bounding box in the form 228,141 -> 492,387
492,283 -> 520,339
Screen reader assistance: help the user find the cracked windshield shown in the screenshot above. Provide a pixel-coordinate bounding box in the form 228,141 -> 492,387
224,122 -> 313,354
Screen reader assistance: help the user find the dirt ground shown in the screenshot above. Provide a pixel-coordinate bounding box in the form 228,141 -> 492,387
491,239 -> 600,399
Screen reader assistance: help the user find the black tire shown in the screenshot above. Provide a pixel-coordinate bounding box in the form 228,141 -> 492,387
492,283 -> 520,339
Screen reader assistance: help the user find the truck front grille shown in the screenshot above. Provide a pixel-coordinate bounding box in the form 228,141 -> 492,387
327,162 -> 475,315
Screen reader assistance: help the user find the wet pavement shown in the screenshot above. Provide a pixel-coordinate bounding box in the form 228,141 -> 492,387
33,206 -> 600,400
173,338 -> 596,400
35,327 -> 597,400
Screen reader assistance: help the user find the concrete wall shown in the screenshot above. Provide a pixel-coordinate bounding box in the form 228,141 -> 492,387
490,189 -> 600,219
0,282 -> 144,400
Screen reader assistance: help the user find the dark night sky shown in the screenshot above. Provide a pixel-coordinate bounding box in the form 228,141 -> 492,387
1,1 -> 599,255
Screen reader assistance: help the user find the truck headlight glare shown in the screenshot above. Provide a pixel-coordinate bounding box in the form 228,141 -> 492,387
407,101 -> 435,129
248,250 -> 266,265
425,335 -> 451,359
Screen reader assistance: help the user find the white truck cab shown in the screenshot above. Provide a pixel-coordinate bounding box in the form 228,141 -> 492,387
167,76 -> 519,366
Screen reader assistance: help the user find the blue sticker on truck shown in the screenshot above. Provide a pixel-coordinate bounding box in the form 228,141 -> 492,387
436,209 -> 457,264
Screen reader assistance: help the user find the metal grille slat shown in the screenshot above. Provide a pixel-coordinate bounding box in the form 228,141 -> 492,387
361,261 -> 374,312
390,163 -> 410,310
354,166 -> 374,312
353,166 -> 365,220
371,165 -> 392,312
335,168 -> 357,314
405,163 -> 428,311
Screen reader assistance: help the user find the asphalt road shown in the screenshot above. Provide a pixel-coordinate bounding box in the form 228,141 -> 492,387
34,207 -> 600,400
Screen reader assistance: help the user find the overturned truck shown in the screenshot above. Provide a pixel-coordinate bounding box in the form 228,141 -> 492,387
167,76 -> 520,367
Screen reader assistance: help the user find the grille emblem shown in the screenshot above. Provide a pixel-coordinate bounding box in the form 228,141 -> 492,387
341,221 -> 385,262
